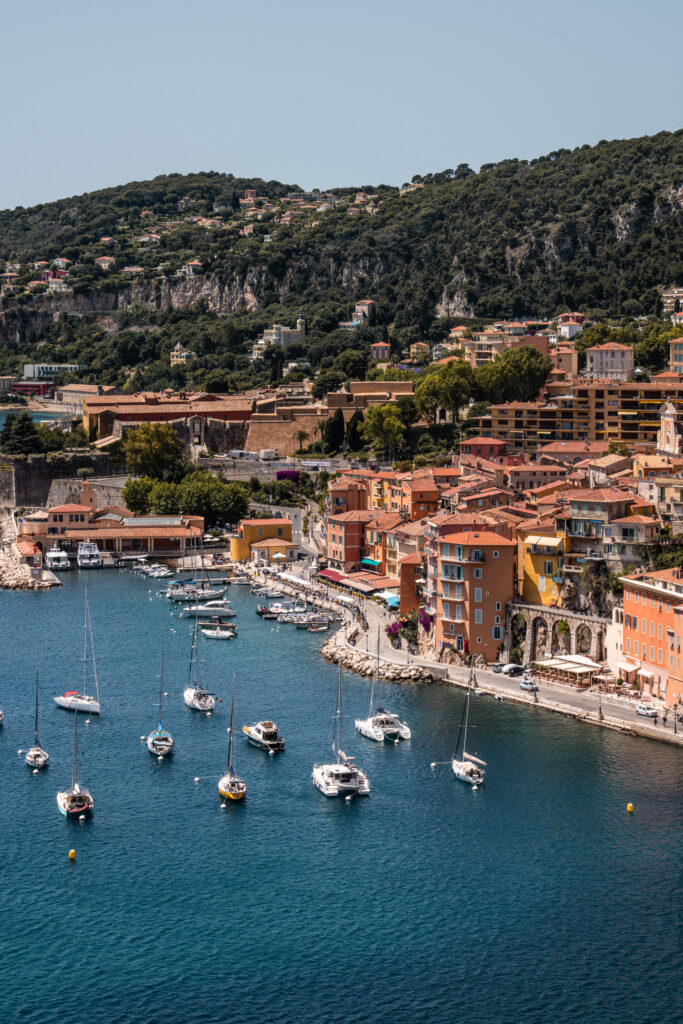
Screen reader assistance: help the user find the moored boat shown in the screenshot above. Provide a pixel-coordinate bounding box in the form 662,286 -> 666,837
56,711 -> 93,819
218,673 -> 247,801
76,540 -> 102,569
355,627 -> 410,743
183,607 -> 217,712
313,663 -> 370,798
45,544 -> 71,570
146,638 -> 174,757
54,587 -> 102,715
25,668 -> 49,769
242,720 -> 284,752
451,665 -> 486,787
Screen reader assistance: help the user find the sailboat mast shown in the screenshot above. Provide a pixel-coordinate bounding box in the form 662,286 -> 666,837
376,625 -> 381,711
72,711 -> 78,788
462,665 -> 472,753
86,590 -> 100,703
159,636 -> 164,724
337,661 -> 342,763
227,671 -> 236,771
82,586 -> 88,697
34,667 -> 39,745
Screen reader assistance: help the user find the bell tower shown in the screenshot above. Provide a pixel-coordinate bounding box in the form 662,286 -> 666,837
657,401 -> 681,456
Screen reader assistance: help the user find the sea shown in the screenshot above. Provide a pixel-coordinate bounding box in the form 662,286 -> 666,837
0,570 -> 681,1024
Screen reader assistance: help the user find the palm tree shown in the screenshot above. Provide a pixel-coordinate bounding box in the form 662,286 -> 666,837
294,429 -> 309,453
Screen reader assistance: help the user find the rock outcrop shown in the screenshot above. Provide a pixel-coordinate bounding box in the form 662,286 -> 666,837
320,629 -> 434,683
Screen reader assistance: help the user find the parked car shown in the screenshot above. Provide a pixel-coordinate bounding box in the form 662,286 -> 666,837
636,703 -> 658,718
520,677 -> 539,692
502,664 -> 524,676
491,663 -> 504,674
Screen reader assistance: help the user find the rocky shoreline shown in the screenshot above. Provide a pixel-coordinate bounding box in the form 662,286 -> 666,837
320,629 -> 435,683
0,548 -> 60,590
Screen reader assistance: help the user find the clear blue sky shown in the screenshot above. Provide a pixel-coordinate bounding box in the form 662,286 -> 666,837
3,0 -> 682,209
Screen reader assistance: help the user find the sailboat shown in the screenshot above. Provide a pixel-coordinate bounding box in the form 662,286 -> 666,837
355,627 -> 410,742
146,638 -> 174,757
313,663 -> 370,797
166,536 -> 226,602
183,605 -> 216,712
218,672 -> 247,801
56,711 -> 94,818
54,587 -> 102,714
25,668 -> 49,768
451,665 -> 486,787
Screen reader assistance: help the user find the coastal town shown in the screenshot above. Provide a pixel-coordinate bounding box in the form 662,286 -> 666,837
3,294 -> 683,747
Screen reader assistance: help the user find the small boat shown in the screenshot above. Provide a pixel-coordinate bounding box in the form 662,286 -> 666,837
230,576 -> 252,586
201,627 -> 236,640
308,624 -> 329,633
54,587 -> 102,714
146,639 -> 174,757
451,665 -> 486,787
218,673 -> 247,801
242,720 -> 285,752
25,668 -> 49,769
45,544 -> 70,571
76,540 -> 102,569
181,601 -> 235,618
183,607 -> 217,712
313,663 -> 370,798
355,627 -> 410,743
56,711 -> 93,819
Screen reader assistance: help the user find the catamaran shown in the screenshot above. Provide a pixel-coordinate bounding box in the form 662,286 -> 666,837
25,668 -> 49,769
218,672 -> 247,801
77,540 -> 102,569
146,638 -> 174,757
313,663 -> 370,798
54,587 -> 102,714
45,544 -> 71,570
451,665 -> 486,787
183,606 -> 217,712
355,627 -> 410,743
56,711 -> 94,819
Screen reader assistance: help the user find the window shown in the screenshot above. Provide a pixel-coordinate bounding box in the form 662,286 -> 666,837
650,621 -> 654,636
475,588 -> 482,603
495,615 -> 500,624
496,602 -> 501,611
544,561 -> 553,575
538,576 -> 546,593
491,626 -> 503,640
493,551 -> 499,558
626,638 -> 630,653
473,568 -> 482,579
455,605 -> 463,622
658,624 -> 662,639
455,583 -> 463,600
650,645 -> 655,661
475,609 -> 482,624
658,649 -> 663,663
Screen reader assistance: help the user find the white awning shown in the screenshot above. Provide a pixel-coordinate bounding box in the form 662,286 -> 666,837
617,661 -> 638,674
638,669 -> 653,679
525,535 -> 563,548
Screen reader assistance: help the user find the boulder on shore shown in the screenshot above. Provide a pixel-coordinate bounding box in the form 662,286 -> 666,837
320,629 -> 434,683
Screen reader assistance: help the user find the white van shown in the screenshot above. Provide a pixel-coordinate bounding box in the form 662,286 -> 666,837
259,449 -> 279,461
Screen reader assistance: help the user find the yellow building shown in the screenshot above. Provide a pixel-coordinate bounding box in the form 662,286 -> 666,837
230,517 -> 293,562
370,473 -> 398,510
519,530 -> 566,605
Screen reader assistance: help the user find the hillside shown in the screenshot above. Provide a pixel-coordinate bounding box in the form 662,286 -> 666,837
1,131 -> 682,388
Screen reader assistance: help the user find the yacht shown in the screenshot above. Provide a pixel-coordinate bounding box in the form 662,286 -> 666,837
146,639 -> 174,757
312,663 -> 370,798
56,711 -> 93,819
25,669 -> 49,769
183,608 -> 217,712
181,600 -> 234,618
54,588 -> 102,714
76,540 -> 102,569
242,720 -> 285,752
45,544 -> 71,571
201,626 -> 236,640
218,673 -> 247,801
355,628 -> 411,743
451,665 -> 486,787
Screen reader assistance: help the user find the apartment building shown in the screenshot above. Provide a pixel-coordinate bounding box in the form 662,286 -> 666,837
327,474 -> 370,514
326,510 -> 380,572
586,342 -> 634,381
518,528 -> 567,605
554,488 -> 648,566
668,337 -> 683,373
434,530 -> 516,660
622,567 -> 683,703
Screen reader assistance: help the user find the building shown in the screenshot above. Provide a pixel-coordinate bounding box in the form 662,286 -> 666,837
83,391 -> 253,447
94,256 -> 115,270
0,375 -> 17,394
249,537 -> 299,566
586,342 -> 634,381
326,510 -> 380,572
54,383 -> 122,415
662,287 -> 683,314
460,437 -> 508,460
23,363 -> 85,380
387,475 -> 439,520
550,344 -> 579,377
518,529 -> 566,605
230,518 -> 293,562
251,315 -> 306,360
369,342 -> 390,363
668,337 -> 683,373
433,529 -> 516,660
327,474 -> 370,515
409,341 -> 430,361
170,342 -> 197,367
621,567 -> 683,704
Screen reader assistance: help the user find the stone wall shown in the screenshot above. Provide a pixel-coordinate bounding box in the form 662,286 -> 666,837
46,475 -> 128,509
1,452 -> 112,508
245,408 -> 327,455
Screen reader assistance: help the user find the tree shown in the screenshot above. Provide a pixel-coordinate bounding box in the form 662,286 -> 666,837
121,476 -> 154,514
323,408 -> 345,452
475,346 -> 551,404
345,409 -> 364,450
121,423 -> 184,480
361,403 -> 405,457
178,470 -> 249,527
436,360 -> 473,423
415,374 -> 442,425
294,429 -> 309,453
0,412 -> 41,454
311,369 -> 345,401
396,395 -> 419,429
333,349 -> 368,381
608,441 -> 630,457
202,369 -> 232,393
149,480 -> 181,514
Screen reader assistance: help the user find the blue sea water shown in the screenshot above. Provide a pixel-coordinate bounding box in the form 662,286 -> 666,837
0,571 -> 681,1024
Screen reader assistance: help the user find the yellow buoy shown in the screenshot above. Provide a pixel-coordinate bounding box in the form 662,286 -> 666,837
627,803 -> 634,814
68,849 -> 76,861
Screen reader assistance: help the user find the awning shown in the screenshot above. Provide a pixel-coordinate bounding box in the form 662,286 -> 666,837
336,595 -> 356,606
361,557 -> 381,566
525,535 -> 563,548
617,661 -> 638,674
638,669 -> 653,679
318,569 -> 344,582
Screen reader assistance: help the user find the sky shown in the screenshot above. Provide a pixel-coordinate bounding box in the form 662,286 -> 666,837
3,0 -> 682,209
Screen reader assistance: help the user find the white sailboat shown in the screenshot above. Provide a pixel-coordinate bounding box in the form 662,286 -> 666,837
451,665 -> 486,787
25,668 -> 49,768
56,711 -> 94,818
54,587 -> 102,714
183,605 -> 217,712
313,663 -> 370,798
355,627 -> 410,743
218,672 -> 247,801
146,638 -> 174,757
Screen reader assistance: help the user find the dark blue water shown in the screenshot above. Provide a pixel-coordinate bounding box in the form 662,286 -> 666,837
0,572 -> 681,1024
0,409 -> 72,428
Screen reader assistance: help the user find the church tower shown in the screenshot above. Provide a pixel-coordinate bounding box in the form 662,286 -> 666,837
657,401 -> 681,456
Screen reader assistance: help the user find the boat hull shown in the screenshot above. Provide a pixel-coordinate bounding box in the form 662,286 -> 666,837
451,758 -> 485,786
242,725 -> 284,752
312,764 -> 370,797
218,775 -> 247,800
146,734 -> 174,756
56,790 -> 93,818
53,694 -> 101,714
183,687 -> 216,712
25,746 -> 49,768
355,715 -> 411,742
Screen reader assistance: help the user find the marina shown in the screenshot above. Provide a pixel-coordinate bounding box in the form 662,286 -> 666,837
0,569 -> 680,1024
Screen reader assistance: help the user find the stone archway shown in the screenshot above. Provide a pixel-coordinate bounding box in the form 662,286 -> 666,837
593,629 -> 605,662
552,619 -> 571,656
510,613 -> 527,663
576,623 -> 592,656
531,617 -> 548,661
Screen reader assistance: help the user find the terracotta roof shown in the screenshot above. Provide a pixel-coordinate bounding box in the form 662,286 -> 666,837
611,515 -> 658,525
240,518 -> 292,527
328,510 -> 379,523
49,504 -> 92,513
57,526 -> 200,540
250,538 -> 298,548
569,488 -> 631,502
462,436 -> 507,447
439,529 -> 515,546
399,553 -> 422,565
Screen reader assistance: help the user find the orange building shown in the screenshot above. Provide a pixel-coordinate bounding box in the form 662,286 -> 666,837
387,475 -> 439,520
434,529 -> 516,661
621,567 -> 683,704
327,474 -> 370,514
327,510 -> 381,572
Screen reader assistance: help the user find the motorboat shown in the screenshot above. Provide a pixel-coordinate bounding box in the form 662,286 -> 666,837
181,601 -> 234,618
312,663 -> 370,798
54,587 -> 102,714
201,627 -> 236,640
25,668 -> 49,769
242,720 -> 285,752
355,628 -> 410,743
218,673 -> 247,801
76,540 -> 102,569
45,544 -> 70,570
230,575 -> 251,586
451,666 -> 486,787
146,639 -> 174,757
56,711 -> 93,819
183,607 -> 217,712
169,585 -> 227,602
